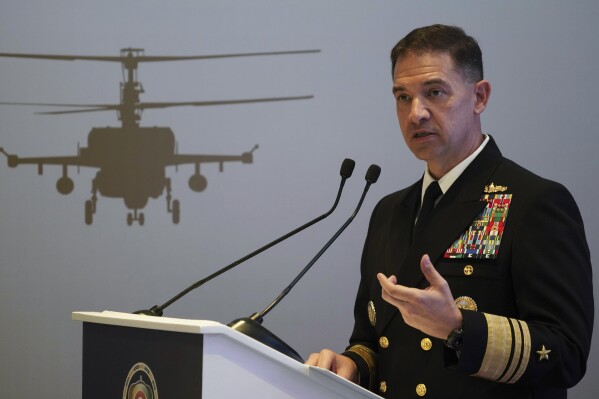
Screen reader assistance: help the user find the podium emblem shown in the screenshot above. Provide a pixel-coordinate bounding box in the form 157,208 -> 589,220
123,362 -> 159,399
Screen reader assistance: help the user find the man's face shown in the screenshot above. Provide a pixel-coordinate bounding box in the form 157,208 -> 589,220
392,51 -> 487,179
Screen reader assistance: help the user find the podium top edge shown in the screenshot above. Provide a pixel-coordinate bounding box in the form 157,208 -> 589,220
72,311 -> 224,334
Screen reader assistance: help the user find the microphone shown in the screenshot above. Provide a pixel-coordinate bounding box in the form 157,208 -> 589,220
134,158 -> 356,316
228,164 -> 381,362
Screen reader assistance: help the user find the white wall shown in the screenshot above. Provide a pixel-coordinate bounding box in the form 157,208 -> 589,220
1,1 -> 597,397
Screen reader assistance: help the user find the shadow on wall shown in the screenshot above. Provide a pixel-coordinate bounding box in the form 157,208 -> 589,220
0,48 -> 319,226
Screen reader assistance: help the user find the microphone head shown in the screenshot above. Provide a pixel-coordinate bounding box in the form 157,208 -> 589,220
340,158 -> 356,178
365,164 -> 381,183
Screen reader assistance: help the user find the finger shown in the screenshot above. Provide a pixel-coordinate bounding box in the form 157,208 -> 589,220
420,254 -> 445,287
377,273 -> 403,291
377,273 -> 417,301
377,273 -> 401,298
316,351 -> 334,369
307,349 -> 337,370
381,289 -> 406,310
305,352 -> 320,366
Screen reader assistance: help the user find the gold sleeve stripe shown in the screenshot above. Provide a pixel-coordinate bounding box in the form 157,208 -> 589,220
474,313 -> 512,380
473,314 -> 531,383
498,318 -> 521,383
347,344 -> 378,389
509,320 -> 531,383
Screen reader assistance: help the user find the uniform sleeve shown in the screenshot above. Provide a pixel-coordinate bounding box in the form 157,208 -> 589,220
341,201 -> 382,391
457,183 -> 594,388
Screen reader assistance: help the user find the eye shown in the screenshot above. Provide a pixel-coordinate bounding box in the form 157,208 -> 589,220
429,89 -> 444,97
396,94 -> 410,103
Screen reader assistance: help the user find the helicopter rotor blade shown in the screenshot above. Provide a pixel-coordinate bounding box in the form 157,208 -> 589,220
0,49 -> 320,64
136,95 -> 314,110
0,101 -> 116,108
0,101 -> 118,115
0,53 -> 124,62
36,107 -> 117,115
0,95 -> 314,115
135,49 -> 321,62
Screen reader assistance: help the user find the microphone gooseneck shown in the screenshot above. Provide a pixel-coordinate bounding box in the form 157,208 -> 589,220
133,158 -> 355,317
256,164 -> 380,320
228,164 -> 381,362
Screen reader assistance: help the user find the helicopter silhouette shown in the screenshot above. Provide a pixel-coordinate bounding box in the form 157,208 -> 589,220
0,48 -> 318,225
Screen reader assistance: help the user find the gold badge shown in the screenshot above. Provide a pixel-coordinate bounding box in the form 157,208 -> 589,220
368,300 -> 376,326
484,182 -> 508,193
455,296 -> 478,311
536,345 -> 551,361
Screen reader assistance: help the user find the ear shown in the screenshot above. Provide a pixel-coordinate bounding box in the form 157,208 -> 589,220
473,80 -> 491,114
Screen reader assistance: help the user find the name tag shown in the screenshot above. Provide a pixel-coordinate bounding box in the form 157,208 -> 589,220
444,194 -> 512,259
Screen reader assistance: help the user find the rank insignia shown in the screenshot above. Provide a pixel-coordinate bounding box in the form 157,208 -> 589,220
484,182 -> 508,193
445,193 -> 512,259
537,345 -> 551,361
368,300 -> 376,326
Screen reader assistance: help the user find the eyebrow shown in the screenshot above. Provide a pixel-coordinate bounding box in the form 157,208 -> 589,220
392,78 -> 450,94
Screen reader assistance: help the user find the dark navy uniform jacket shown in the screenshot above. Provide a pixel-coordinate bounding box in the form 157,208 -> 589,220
343,137 -> 593,399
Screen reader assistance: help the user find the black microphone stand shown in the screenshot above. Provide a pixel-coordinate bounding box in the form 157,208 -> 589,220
228,164 -> 381,362
134,159 -> 355,317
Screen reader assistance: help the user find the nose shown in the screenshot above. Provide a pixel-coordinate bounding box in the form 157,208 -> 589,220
409,98 -> 430,125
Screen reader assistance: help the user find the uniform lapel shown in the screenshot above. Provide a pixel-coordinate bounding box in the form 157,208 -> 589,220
377,136 -> 504,332
374,182 -> 420,334
383,181 -> 421,278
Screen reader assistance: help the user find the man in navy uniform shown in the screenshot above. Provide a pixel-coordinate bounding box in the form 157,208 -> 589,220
306,24 -> 593,398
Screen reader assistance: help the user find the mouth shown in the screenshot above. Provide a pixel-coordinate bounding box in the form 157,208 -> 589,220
412,130 -> 436,139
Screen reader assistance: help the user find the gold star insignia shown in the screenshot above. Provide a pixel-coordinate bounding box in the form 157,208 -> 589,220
536,345 -> 551,361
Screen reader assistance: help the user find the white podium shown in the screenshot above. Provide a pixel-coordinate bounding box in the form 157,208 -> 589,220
73,311 -> 381,399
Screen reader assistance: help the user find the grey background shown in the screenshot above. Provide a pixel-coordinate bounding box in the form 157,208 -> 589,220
0,1 -> 597,397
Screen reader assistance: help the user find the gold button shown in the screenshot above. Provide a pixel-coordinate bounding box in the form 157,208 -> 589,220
416,383 -> 427,396
463,265 -> 474,276
421,338 -> 432,351
379,380 -> 387,393
379,336 -> 389,349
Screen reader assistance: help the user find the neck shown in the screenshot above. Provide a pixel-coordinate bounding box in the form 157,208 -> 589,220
427,133 -> 485,180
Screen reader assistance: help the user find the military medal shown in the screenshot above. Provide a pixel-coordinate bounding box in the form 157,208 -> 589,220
445,192 -> 512,259
367,300 -> 376,326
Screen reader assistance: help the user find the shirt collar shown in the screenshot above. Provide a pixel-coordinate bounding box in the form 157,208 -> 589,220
421,134 -> 489,202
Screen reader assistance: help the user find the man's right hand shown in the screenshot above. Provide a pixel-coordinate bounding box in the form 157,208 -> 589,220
305,349 -> 358,383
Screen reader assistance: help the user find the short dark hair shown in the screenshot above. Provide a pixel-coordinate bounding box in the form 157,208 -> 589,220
390,24 -> 483,83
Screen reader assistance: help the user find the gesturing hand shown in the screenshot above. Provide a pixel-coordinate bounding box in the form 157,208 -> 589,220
377,254 -> 462,339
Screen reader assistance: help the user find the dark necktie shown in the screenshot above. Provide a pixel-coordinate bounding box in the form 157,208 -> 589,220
413,181 -> 442,241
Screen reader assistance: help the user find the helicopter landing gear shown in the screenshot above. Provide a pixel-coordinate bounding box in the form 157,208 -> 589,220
85,180 -> 99,225
127,209 -> 144,226
85,200 -> 93,225
165,178 -> 181,224
171,199 -> 180,224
